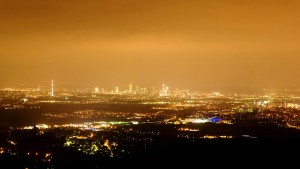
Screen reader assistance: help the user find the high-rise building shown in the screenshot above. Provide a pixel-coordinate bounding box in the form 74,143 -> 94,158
115,87 -> 119,94
129,83 -> 133,94
51,80 -> 54,96
159,84 -> 169,96
95,87 -> 99,93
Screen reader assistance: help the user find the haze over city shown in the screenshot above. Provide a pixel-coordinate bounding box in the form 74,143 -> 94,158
1,0 -> 300,89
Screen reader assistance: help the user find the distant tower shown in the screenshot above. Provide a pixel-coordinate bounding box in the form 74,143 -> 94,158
51,80 -> 54,96
129,82 -> 133,93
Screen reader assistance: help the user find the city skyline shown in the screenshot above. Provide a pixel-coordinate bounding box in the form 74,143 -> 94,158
1,0 -> 300,89
2,80 -> 300,93
3,80 -> 300,91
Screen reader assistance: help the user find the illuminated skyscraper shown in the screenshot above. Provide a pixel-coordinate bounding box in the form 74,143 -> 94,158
129,83 -> 133,93
51,80 -> 54,96
95,87 -> 99,93
159,84 -> 169,96
115,87 -> 119,94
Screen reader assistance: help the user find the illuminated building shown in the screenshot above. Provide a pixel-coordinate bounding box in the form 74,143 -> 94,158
51,80 -> 54,96
115,87 -> 119,94
185,118 -> 209,123
210,117 -> 221,123
287,103 -> 299,109
159,84 -> 169,96
95,87 -> 99,93
129,83 -> 133,94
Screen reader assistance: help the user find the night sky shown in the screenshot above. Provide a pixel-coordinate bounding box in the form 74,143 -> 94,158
1,0 -> 299,89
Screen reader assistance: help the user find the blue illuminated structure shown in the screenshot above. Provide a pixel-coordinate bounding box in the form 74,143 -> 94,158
210,117 -> 221,123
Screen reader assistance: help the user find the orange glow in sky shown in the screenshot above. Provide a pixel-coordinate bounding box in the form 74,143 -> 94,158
1,0 -> 299,89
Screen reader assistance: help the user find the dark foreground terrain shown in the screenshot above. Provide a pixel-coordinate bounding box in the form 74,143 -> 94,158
0,123 -> 299,168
